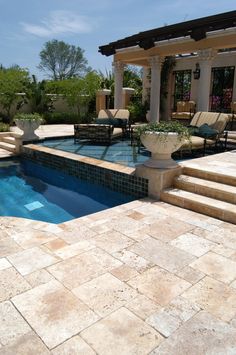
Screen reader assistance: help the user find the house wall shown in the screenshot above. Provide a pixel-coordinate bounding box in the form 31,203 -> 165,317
171,51 -> 236,110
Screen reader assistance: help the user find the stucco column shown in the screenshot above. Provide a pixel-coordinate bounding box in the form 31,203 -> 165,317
113,61 -> 125,109
142,66 -> 150,104
197,49 -> 216,111
149,56 -> 162,122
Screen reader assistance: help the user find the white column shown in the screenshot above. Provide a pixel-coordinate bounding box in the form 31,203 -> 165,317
113,61 -> 124,109
149,56 -> 162,122
197,49 -> 216,112
142,66 -> 150,104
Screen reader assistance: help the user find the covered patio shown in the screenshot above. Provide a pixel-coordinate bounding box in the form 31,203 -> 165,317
99,11 -> 236,122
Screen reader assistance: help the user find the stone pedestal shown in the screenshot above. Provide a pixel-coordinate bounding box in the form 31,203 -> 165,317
135,164 -> 182,199
96,89 -> 111,114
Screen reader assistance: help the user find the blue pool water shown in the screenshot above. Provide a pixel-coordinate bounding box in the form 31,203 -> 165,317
39,138 -> 150,167
0,159 -> 134,224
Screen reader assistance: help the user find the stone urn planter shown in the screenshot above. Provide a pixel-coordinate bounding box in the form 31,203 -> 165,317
138,122 -> 190,169
14,114 -> 42,141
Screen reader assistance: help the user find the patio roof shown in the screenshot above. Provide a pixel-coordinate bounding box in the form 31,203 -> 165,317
99,10 -> 236,57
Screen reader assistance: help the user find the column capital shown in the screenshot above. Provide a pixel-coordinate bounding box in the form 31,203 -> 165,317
198,48 -> 217,61
148,55 -> 163,69
112,61 -> 125,73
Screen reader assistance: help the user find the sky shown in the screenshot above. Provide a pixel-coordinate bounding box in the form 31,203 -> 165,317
0,0 -> 235,80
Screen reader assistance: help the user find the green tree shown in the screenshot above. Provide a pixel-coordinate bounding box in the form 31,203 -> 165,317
38,40 -> 89,80
0,67 -> 30,122
45,71 -> 101,118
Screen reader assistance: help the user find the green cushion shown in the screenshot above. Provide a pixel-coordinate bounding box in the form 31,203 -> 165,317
94,118 -> 111,125
197,123 -> 218,138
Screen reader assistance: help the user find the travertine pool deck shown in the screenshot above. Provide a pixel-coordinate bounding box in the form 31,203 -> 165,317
1,145 -> 236,353
1,198 -> 236,354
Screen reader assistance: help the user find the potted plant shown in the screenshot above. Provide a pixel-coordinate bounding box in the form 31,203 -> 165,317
14,113 -> 42,141
136,121 -> 190,168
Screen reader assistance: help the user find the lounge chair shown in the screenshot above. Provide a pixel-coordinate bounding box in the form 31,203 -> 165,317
179,111 -> 230,155
171,101 -> 196,124
74,109 -> 130,144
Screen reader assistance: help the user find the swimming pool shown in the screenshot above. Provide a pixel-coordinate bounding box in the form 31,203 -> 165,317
39,137 -> 150,167
0,159 -> 134,224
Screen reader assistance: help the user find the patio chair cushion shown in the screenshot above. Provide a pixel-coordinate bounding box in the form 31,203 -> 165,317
197,124 -> 218,138
181,136 -> 216,150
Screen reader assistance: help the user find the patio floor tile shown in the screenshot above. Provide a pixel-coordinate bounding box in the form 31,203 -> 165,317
91,231 -> 134,253
0,238 -> 22,258
0,332 -> 50,355
129,237 -> 196,273
0,268 -> 31,302
48,248 -> 122,289
8,247 -> 59,276
73,273 -> 138,317
0,301 -> 31,346
11,230 -> 57,249
190,251 -> 236,284
125,294 -> 161,320
81,307 -> 163,355
51,335 -> 96,355
170,232 -> 217,257
150,311 -> 236,355
112,249 -> 154,273
146,309 -> 181,337
110,264 -> 139,281
128,266 -> 191,305
0,258 -> 11,271
12,280 -> 99,349
182,276 -> 236,321
147,217 -> 194,242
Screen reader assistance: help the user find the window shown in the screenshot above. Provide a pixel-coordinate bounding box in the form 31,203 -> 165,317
210,66 -> 235,112
173,70 -> 192,109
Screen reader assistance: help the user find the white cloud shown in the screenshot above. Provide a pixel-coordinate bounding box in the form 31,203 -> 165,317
21,10 -> 92,37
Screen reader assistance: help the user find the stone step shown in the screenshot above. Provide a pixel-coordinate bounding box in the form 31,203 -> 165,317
0,141 -> 16,153
183,166 -> 236,187
2,136 -> 16,145
161,188 -> 236,224
174,174 -> 236,204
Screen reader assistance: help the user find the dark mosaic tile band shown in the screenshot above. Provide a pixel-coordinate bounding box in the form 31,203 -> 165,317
21,146 -> 148,198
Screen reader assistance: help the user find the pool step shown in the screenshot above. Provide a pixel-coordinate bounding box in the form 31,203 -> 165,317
161,188 -> 236,224
183,166 -> 236,186
2,136 -> 16,145
0,141 -> 16,153
174,174 -> 236,204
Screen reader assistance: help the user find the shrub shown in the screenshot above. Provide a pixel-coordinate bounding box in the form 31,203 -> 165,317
14,113 -> 42,121
0,122 -> 10,132
127,101 -> 149,123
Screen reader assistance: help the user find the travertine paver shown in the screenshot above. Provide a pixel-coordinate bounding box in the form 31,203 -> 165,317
0,301 -> 31,346
128,266 -> 191,305
81,307 -> 163,355
0,332 -> 51,355
11,230 -> 57,248
8,247 -> 59,276
151,311 -> 236,355
1,159 -> 236,354
190,251 -> 236,283
0,238 -> 22,258
92,231 -> 134,253
129,237 -> 196,273
0,258 -> 11,270
146,309 -> 181,337
182,276 -> 236,321
0,268 -> 31,302
48,248 -> 122,289
51,335 -> 96,355
12,280 -> 99,349
170,232 -> 217,257
73,273 -> 138,317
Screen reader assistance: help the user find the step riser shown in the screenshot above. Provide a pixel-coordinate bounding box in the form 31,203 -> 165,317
2,137 -> 16,145
174,180 -> 236,204
183,167 -> 236,187
0,143 -> 16,153
161,191 -> 236,224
